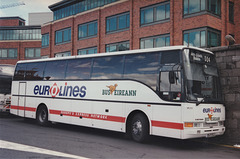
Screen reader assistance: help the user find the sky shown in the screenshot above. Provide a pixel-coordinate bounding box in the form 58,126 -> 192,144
0,0 -> 61,24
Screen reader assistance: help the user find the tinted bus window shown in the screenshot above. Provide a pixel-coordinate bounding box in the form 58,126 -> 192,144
25,62 -> 45,80
66,58 -> 92,79
44,60 -> 67,80
124,53 -> 160,90
91,56 -> 124,79
13,63 -> 27,80
161,51 -> 180,64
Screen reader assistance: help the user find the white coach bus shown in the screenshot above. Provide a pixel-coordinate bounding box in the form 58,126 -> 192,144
10,46 -> 225,142
0,64 -> 15,113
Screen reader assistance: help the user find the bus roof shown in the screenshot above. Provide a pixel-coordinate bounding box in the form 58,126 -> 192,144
17,46 -> 213,64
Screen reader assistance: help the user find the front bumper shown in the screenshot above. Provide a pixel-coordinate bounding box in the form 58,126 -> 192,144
182,126 -> 225,139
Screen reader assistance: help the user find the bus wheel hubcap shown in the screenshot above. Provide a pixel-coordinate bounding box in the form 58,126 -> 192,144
40,110 -> 46,122
133,120 -> 142,135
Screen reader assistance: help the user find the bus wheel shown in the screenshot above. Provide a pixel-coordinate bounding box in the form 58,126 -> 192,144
36,106 -> 49,126
130,113 -> 149,143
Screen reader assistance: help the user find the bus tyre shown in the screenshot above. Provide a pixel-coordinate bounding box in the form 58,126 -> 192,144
36,106 -> 49,126
130,113 -> 149,143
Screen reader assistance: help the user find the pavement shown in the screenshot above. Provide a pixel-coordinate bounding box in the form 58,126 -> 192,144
193,135 -> 240,149
1,112 -> 239,150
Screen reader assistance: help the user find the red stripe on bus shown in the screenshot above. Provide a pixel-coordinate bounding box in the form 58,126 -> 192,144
11,106 -> 183,129
151,120 -> 184,130
11,105 -> 36,112
49,109 -> 125,123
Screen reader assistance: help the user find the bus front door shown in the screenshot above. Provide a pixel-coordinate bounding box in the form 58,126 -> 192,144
18,82 -> 26,117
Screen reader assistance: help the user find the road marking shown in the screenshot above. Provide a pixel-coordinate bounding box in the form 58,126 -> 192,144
0,140 -> 89,159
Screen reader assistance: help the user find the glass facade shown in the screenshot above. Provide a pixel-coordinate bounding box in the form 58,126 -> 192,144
78,21 -> 98,39
106,12 -> 130,33
55,27 -> 71,45
0,48 -> 17,59
25,48 -> 41,59
140,1 -> 170,25
42,33 -> 49,47
78,47 -> 97,55
183,28 -> 221,48
140,34 -> 170,49
106,41 -> 129,52
184,0 -> 221,16
0,29 -> 41,41
53,0 -> 119,21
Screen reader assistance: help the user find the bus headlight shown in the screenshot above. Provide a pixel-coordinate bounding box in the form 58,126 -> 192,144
184,122 -> 201,128
194,123 -> 201,127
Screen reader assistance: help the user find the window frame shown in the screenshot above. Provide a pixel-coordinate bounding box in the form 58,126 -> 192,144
78,20 -> 98,40
55,51 -> 71,57
183,27 -> 221,48
0,48 -> 18,59
55,27 -> 71,45
106,12 -> 130,34
229,1 -> 234,23
53,0 -> 119,21
78,47 -> 98,55
42,33 -> 49,48
183,0 -> 221,17
105,41 -> 130,52
25,48 -> 41,59
140,34 -> 170,49
140,1 -> 170,26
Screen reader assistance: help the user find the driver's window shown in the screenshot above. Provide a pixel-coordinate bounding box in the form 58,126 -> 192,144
160,71 -> 182,101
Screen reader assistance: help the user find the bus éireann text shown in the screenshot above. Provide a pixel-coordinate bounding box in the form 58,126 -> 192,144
10,46 -> 225,142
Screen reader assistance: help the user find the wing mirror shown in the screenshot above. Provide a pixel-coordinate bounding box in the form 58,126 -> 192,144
169,71 -> 176,84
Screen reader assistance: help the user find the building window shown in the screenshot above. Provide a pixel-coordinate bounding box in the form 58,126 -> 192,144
183,0 -> 221,16
106,12 -> 130,33
140,34 -> 170,49
25,48 -> 41,59
183,28 -> 220,48
78,21 -> 98,39
140,1 -> 170,26
207,30 -> 221,47
42,33 -> 49,47
106,41 -> 129,52
0,29 -> 41,41
0,48 -> 17,59
78,47 -> 97,55
229,2 -> 234,23
55,27 -> 71,45
55,51 -> 71,57
41,55 -> 49,59
53,0 -> 119,21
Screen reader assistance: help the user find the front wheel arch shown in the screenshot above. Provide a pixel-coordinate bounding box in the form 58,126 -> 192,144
126,111 -> 150,143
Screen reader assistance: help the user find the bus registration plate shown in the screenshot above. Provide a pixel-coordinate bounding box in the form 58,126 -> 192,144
205,117 -> 220,122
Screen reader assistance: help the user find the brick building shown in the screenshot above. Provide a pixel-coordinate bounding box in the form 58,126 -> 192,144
0,17 -> 41,65
42,0 -> 240,58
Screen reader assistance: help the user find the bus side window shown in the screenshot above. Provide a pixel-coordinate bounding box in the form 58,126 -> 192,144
91,55 -> 124,79
123,53 -> 160,90
66,58 -> 92,79
25,62 -> 45,80
44,60 -> 67,80
13,63 -> 27,80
